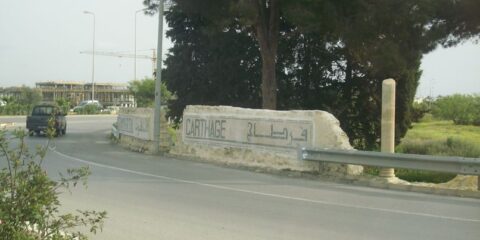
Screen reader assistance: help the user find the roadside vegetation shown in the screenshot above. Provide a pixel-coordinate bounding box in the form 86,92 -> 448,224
128,77 -> 172,108
0,87 -> 42,115
0,87 -> 75,116
394,120 -> 480,183
0,120 -> 106,239
366,94 -> 480,183
0,90 -> 113,116
73,105 -> 100,115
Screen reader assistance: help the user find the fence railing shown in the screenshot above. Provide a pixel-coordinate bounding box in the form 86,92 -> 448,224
300,147 -> 480,190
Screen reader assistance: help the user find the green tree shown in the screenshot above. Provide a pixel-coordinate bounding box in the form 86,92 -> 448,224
128,78 -> 172,108
145,0 -> 298,109
411,100 -> 431,123
432,94 -> 480,125
275,0 -> 480,148
18,86 -> 42,111
0,87 -> 42,116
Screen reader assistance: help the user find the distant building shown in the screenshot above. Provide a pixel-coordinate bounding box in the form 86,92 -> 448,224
35,81 -> 135,107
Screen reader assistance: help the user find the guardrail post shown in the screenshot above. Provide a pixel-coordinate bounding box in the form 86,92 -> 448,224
379,79 -> 396,178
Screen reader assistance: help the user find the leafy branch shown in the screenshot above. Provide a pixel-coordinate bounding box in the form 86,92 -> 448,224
0,122 -> 107,239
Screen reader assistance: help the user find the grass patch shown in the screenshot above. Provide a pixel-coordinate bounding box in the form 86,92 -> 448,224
397,137 -> 480,158
401,120 -> 480,145
366,120 -> 480,183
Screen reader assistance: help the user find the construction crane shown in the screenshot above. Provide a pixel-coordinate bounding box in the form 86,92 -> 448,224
80,49 -> 157,78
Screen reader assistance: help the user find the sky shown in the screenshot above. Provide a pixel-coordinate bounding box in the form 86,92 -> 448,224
0,0 -> 479,98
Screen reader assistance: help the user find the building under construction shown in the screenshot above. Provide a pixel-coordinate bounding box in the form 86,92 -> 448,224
35,81 -> 135,107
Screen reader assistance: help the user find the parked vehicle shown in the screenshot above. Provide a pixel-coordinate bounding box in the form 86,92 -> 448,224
26,104 -> 66,136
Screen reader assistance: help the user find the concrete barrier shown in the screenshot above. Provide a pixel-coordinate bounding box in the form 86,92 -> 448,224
170,106 -> 363,175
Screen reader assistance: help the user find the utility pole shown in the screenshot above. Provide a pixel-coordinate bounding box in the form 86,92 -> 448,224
83,11 -> 96,100
153,0 -> 164,154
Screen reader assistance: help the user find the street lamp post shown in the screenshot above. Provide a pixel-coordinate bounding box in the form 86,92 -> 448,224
134,8 -> 146,81
83,11 -> 95,101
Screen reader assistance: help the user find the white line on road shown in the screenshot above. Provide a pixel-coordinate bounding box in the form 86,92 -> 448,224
52,149 -> 480,223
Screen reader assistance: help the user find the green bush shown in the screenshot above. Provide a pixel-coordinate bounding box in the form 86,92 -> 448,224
75,105 -> 99,115
432,94 -> 480,125
0,87 -> 42,116
394,169 -> 456,183
0,103 -> 30,116
128,78 -> 172,108
0,123 -> 106,239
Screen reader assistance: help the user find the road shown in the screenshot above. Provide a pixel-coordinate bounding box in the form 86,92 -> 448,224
2,115 -> 479,239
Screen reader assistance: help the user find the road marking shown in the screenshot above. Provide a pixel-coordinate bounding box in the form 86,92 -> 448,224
52,150 -> 480,223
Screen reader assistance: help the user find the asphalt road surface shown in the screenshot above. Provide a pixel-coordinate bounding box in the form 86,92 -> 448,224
2,115 -> 479,240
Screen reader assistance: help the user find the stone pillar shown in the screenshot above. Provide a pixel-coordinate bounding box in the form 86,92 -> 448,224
380,79 -> 396,178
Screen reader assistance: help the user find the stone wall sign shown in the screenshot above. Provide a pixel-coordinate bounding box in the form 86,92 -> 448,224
183,115 -> 313,150
174,106 -> 362,175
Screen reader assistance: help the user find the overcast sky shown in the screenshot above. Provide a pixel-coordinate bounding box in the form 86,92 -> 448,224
0,0 -> 478,98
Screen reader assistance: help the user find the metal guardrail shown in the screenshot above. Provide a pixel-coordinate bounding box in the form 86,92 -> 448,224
300,148 -> 480,176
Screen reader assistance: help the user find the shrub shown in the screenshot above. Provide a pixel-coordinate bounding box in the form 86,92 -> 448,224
394,169 -> 456,183
0,103 -> 30,116
75,105 -> 99,115
0,122 -> 106,239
